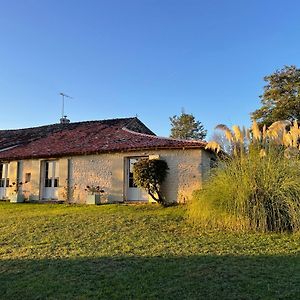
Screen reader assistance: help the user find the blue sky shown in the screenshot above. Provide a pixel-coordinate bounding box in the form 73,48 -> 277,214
1,0 -> 300,138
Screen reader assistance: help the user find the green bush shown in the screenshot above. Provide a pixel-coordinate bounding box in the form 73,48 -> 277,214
189,121 -> 300,232
133,159 -> 169,206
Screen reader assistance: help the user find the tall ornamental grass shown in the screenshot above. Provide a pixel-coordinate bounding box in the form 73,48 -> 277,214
189,120 -> 300,232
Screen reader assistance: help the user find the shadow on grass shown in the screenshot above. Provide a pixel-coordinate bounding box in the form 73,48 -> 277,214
0,255 -> 299,299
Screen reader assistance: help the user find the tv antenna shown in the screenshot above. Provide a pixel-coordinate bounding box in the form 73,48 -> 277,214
59,92 -> 73,119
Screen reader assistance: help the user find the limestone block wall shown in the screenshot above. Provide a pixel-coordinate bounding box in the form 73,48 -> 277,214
3,148 -> 214,204
71,154 -> 114,203
70,148 -> 211,204
19,159 -> 41,200
159,149 -> 203,203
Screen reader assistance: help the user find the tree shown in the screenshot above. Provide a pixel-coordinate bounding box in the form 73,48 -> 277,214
169,111 -> 207,140
133,158 -> 169,206
252,65 -> 300,127
210,130 -> 233,155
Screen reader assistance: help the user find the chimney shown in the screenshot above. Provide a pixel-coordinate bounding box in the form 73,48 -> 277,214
60,116 -> 70,124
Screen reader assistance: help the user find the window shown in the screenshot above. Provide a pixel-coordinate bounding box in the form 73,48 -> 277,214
0,163 -> 9,191
43,161 -> 59,188
0,163 -> 9,187
44,162 -> 50,187
127,157 -> 148,188
25,173 -> 31,183
0,179 -> 5,188
128,159 -> 137,188
54,178 -> 59,187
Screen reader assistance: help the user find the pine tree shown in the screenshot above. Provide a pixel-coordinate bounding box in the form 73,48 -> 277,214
169,111 -> 207,140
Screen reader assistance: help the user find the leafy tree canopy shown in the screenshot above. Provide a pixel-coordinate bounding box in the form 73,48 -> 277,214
252,65 -> 300,127
169,111 -> 207,140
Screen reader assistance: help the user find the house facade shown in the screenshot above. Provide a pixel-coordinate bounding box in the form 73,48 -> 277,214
0,118 -> 214,204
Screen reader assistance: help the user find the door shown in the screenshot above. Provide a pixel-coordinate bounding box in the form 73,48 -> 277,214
43,161 -> 59,199
0,163 -> 9,199
126,158 -> 148,201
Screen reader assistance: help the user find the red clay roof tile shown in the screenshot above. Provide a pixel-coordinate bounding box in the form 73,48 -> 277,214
0,118 -> 207,160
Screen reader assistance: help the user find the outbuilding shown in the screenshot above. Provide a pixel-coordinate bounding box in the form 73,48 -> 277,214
0,117 -> 214,204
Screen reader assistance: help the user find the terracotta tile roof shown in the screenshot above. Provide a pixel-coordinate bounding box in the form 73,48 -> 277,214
0,117 -> 207,160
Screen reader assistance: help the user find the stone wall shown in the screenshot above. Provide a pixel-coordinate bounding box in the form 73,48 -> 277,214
8,159 -> 41,201
69,148 -> 213,204
4,148 -> 214,204
71,154 -> 114,203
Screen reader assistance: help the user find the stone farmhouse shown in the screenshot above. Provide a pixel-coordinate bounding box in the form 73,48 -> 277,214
0,117 -> 214,204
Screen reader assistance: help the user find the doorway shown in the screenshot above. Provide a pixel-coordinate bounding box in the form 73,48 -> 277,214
0,163 -> 9,199
126,157 -> 148,201
42,160 -> 59,200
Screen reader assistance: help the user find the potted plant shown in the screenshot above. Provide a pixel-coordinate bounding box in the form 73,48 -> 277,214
85,185 -> 105,205
9,181 -> 28,203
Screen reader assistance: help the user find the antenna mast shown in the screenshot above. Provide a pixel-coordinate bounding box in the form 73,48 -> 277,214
59,92 -> 73,122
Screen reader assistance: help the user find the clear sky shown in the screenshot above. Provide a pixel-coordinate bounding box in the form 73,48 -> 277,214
1,0 -> 300,138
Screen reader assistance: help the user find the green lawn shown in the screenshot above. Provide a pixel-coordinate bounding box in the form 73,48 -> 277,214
0,202 -> 299,299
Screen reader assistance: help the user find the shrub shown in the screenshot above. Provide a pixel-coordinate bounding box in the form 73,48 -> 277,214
133,158 -> 169,206
189,121 -> 300,232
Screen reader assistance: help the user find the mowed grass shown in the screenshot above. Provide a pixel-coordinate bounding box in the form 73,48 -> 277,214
0,203 -> 300,299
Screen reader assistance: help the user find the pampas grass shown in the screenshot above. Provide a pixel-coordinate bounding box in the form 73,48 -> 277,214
193,120 -> 300,232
